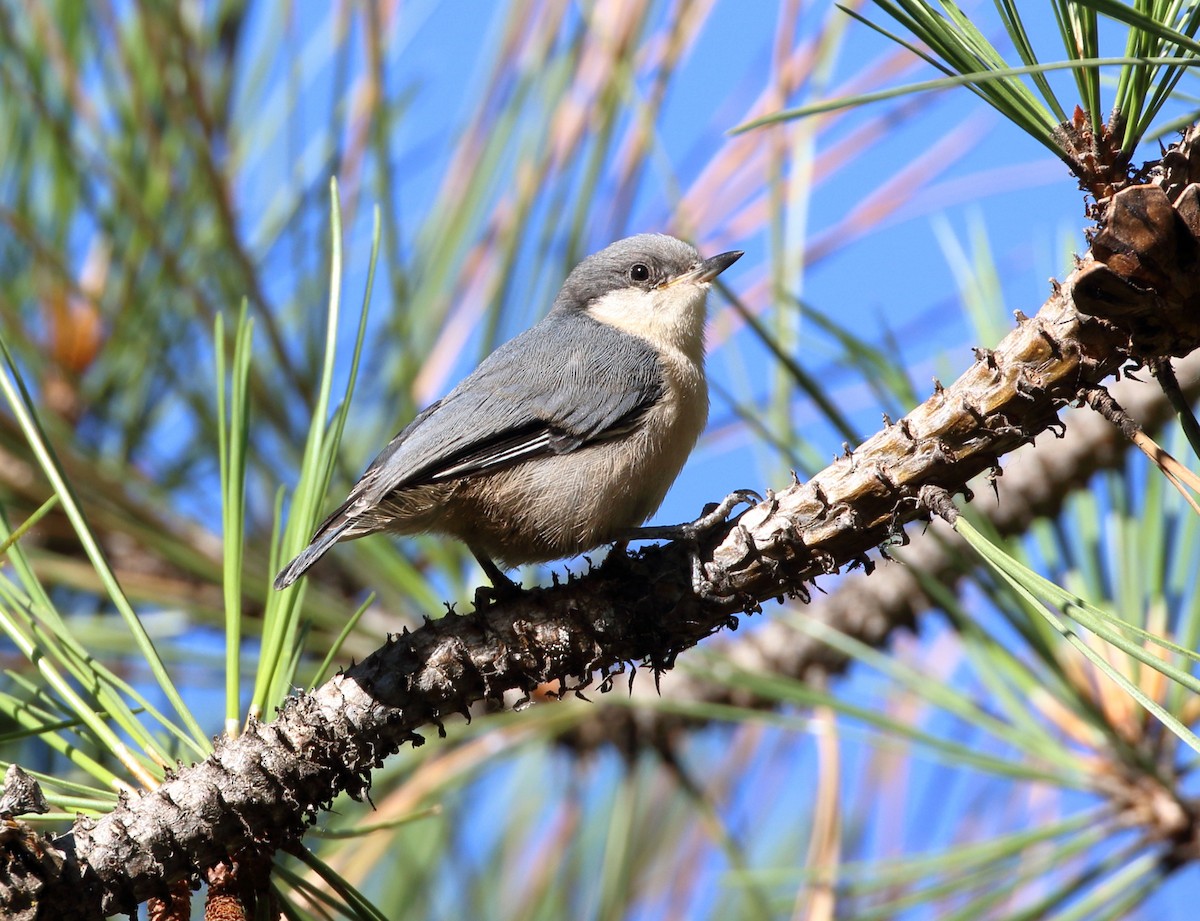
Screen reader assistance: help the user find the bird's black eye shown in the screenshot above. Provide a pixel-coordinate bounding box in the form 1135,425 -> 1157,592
629,263 -> 651,283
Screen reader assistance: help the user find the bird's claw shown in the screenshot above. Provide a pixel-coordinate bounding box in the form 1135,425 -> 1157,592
473,572 -> 522,608
684,489 -> 763,541
470,546 -> 522,607
619,489 -> 761,601
621,489 -> 761,544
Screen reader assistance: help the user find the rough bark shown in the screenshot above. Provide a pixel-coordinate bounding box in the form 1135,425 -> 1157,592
6,128 -> 1200,919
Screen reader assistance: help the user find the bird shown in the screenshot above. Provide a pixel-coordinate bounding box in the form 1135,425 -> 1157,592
274,233 -> 744,592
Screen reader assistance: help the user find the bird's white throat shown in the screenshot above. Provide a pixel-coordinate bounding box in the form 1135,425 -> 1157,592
584,282 -> 709,366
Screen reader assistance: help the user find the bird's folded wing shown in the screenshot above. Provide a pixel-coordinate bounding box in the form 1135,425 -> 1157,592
353,315 -> 664,505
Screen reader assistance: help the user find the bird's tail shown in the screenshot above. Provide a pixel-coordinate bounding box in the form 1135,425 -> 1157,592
273,514 -> 353,590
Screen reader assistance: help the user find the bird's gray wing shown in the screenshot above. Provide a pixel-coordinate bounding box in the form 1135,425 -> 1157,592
353,313 -> 664,505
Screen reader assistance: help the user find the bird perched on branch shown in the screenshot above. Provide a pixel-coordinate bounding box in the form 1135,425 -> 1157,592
275,233 -> 746,592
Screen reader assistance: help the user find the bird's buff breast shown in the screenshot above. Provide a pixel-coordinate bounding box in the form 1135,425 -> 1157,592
429,350 -> 706,566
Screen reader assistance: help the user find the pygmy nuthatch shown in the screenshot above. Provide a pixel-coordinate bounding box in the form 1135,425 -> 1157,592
274,234 -> 743,591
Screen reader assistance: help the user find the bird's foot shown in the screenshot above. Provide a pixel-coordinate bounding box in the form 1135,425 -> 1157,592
474,578 -> 522,608
597,540 -> 630,574
471,547 -> 523,608
622,489 -> 761,544
620,489 -> 761,599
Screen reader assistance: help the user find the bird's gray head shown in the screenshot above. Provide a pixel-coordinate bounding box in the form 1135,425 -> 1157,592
552,234 -> 743,361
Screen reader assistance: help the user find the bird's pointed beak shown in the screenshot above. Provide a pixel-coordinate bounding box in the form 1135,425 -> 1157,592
670,249 -> 744,286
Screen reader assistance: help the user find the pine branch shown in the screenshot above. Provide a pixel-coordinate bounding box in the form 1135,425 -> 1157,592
7,126 -> 1200,921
